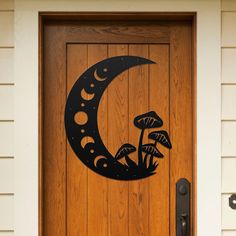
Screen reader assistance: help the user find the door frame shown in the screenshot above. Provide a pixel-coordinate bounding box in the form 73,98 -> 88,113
15,1 -> 221,236
39,12 -> 196,236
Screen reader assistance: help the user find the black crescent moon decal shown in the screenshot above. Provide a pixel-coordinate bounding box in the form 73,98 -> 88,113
65,56 -> 172,180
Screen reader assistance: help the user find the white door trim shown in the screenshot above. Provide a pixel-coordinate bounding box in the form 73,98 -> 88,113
14,1 -> 221,235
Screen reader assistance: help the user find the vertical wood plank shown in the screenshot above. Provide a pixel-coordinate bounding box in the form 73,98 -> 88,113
43,26 -> 66,236
128,44 -> 149,236
149,45 -> 170,236
170,24 -> 193,236
88,44 -> 108,236
67,44 -> 88,236
107,45 -> 129,236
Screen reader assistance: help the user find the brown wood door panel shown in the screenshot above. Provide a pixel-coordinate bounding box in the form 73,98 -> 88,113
41,19 -> 194,236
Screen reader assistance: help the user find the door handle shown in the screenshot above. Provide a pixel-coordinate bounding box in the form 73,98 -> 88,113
180,213 -> 187,236
176,178 -> 190,236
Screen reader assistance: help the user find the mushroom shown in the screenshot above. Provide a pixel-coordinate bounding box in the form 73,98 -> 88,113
141,144 -> 163,158
148,130 -> 172,149
115,143 -> 137,169
134,111 -> 163,166
141,144 -> 162,170
115,143 -> 136,160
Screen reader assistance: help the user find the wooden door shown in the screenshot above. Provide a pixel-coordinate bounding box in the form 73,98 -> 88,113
40,15 -> 194,236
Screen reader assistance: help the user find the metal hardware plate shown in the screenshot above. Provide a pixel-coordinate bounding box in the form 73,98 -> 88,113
176,178 -> 190,236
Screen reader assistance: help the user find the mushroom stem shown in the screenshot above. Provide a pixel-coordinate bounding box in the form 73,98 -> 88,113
149,140 -> 158,162
149,155 -> 154,167
143,153 -> 149,168
138,128 -> 145,166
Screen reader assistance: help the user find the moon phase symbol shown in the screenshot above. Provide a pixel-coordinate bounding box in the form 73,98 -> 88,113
81,136 -> 95,148
94,69 -> 107,81
81,88 -> 94,101
65,55 -> 155,180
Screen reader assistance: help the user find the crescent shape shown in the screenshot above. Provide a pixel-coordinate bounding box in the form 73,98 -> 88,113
94,155 -> 106,167
94,69 -> 107,81
81,136 -> 95,149
65,56 -> 155,180
81,88 -> 95,101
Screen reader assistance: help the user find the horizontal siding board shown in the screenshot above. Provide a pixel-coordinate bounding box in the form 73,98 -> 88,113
222,0 -> 236,11
0,12 -> 14,46
0,123 -> 13,156
0,232 -> 14,236
0,158 -> 13,193
0,0 -> 14,10
222,231 -> 236,236
0,86 -> 13,120
222,49 -> 236,84
222,121 -> 236,156
0,195 -> 13,230
222,85 -> 236,119
222,158 -> 236,193
222,194 -> 236,230
222,12 -> 236,47
0,49 -> 14,83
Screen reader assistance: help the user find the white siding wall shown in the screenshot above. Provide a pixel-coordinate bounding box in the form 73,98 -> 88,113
222,1 -> 236,235
0,0 -> 14,235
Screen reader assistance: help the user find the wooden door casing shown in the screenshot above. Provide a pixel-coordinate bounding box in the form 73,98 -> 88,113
40,16 -> 194,236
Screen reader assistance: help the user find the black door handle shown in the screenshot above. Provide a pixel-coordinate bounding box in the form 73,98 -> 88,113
180,213 -> 187,236
176,179 -> 190,236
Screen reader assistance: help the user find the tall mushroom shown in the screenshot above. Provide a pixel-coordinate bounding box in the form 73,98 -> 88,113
141,144 -> 163,171
115,143 -> 137,169
134,111 -> 163,166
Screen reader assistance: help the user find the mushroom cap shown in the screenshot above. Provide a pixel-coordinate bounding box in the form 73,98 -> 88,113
115,143 -> 136,160
148,130 -> 172,149
141,144 -> 163,157
134,111 -> 163,129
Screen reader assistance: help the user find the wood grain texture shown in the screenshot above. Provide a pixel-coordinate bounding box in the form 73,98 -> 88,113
128,44 -> 149,236
149,45 -> 170,236
43,25 -> 66,236
41,17 -> 194,236
64,22 -> 169,44
67,44 -> 88,236
107,45 -> 129,236
170,23 -> 193,236
88,44 -> 108,236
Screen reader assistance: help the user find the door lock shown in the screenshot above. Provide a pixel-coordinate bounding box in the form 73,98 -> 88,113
176,178 -> 190,236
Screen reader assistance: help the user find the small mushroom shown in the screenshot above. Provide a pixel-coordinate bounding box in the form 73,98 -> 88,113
115,143 -> 137,169
142,144 -> 162,171
148,130 -> 172,149
133,111 -> 163,166
141,144 -> 163,158
115,143 -> 136,160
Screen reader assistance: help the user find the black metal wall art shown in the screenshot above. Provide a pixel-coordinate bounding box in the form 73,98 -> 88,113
65,56 -> 172,180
